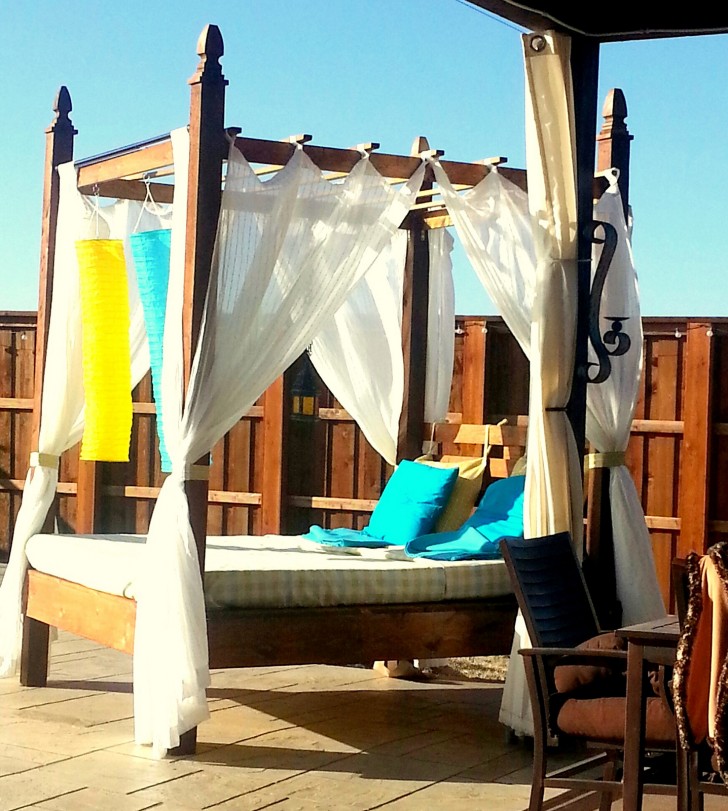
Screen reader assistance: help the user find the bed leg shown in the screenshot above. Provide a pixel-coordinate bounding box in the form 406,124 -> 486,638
20,615 -> 50,687
170,727 -> 197,756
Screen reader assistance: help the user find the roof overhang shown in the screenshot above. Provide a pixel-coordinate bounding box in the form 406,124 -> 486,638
468,1 -> 728,41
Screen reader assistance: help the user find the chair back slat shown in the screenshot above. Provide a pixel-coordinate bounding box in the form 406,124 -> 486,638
500,533 -> 600,648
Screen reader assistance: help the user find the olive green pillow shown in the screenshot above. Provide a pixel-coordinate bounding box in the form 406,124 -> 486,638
415,456 -> 487,532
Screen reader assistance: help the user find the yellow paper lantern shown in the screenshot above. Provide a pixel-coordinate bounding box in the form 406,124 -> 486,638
76,239 -> 133,462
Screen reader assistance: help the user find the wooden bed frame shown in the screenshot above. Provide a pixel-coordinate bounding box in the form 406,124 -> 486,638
18,24 -> 625,754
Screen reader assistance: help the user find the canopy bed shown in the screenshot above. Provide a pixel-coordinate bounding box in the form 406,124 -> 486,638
0,26 -> 541,756
0,20 -> 666,758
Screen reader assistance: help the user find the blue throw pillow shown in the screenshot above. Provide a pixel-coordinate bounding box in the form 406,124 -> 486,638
465,474 -> 525,531
365,460 -> 459,545
405,475 -> 525,560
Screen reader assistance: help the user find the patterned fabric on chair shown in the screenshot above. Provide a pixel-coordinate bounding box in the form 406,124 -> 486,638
673,542 -> 728,811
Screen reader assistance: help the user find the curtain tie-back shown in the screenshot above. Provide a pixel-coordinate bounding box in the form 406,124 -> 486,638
545,406 -> 567,412
29,452 -> 60,469
181,464 -> 210,482
586,451 -> 626,470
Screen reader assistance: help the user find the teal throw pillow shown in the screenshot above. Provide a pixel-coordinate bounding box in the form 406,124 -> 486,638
405,475 -> 525,560
365,460 -> 458,545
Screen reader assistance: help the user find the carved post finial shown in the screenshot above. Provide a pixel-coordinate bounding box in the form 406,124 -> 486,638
598,87 -> 631,140
197,24 -> 224,60
48,86 -> 76,135
190,24 -> 226,86
602,88 -> 628,123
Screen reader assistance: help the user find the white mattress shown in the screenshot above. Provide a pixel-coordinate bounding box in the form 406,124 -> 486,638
25,533 -> 512,609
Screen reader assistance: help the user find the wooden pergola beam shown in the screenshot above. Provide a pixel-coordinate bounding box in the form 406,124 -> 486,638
76,134 -> 528,193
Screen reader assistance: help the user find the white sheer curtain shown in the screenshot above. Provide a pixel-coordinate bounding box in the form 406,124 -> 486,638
133,132 -> 425,754
520,30 -> 582,545
433,164 -> 535,355
587,176 -> 665,623
309,231 -> 407,466
0,167 -> 162,677
424,228 -> 456,424
436,160 -> 662,629
499,30 -> 583,738
309,225 -> 454,465
437,132 -> 662,736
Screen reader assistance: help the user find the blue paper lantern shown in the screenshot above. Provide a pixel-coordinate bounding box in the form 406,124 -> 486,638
130,229 -> 172,472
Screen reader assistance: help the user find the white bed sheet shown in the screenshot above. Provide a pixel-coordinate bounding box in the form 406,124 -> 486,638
25,533 -> 512,609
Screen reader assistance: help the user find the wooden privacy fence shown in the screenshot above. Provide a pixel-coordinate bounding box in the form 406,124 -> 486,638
1,310 -> 726,607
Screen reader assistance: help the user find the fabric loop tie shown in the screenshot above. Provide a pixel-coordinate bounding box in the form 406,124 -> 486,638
182,464 -> 210,482
29,452 -> 60,470
586,451 -> 626,470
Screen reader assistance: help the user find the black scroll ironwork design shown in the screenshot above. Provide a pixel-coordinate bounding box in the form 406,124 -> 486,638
586,219 -> 631,384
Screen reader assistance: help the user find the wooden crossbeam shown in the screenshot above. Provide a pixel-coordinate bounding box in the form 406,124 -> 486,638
76,132 -> 527,192
74,135 -> 624,205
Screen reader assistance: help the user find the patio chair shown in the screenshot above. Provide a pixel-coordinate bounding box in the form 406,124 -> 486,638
673,544 -> 728,811
500,533 -> 676,811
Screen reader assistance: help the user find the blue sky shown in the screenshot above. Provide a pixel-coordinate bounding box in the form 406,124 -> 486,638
2,1 -> 726,315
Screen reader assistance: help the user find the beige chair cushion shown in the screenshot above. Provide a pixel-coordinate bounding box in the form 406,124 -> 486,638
554,631 -> 627,694
557,695 -> 675,747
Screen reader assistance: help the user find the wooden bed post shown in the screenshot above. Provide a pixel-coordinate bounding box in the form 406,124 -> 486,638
31,87 -> 77,469
20,87 -> 77,687
174,23 -> 228,756
261,376 -> 288,534
397,137 -> 430,463
585,89 -> 633,625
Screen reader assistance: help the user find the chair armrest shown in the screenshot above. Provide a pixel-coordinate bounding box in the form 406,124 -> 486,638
519,647 -> 627,665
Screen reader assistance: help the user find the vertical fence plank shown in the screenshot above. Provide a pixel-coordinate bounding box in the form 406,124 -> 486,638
677,322 -> 714,558
208,435 -> 226,536
0,329 -> 13,554
260,376 -> 287,534
13,324 -> 36,549
225,418 -> 253,535
710,332 -> 728,546
249,404 -> 265,536
644,332 -> 683,607
328,409 -> 356,530
459,319 -> 487,457
356,427 -> 386,531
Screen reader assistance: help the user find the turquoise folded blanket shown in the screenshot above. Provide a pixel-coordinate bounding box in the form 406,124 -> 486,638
405,475 -> 525,560
303,525 -> 394,548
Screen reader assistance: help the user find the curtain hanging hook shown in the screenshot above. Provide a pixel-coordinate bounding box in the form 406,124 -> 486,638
133,172 -> 156,233
92,183 -> 100,239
